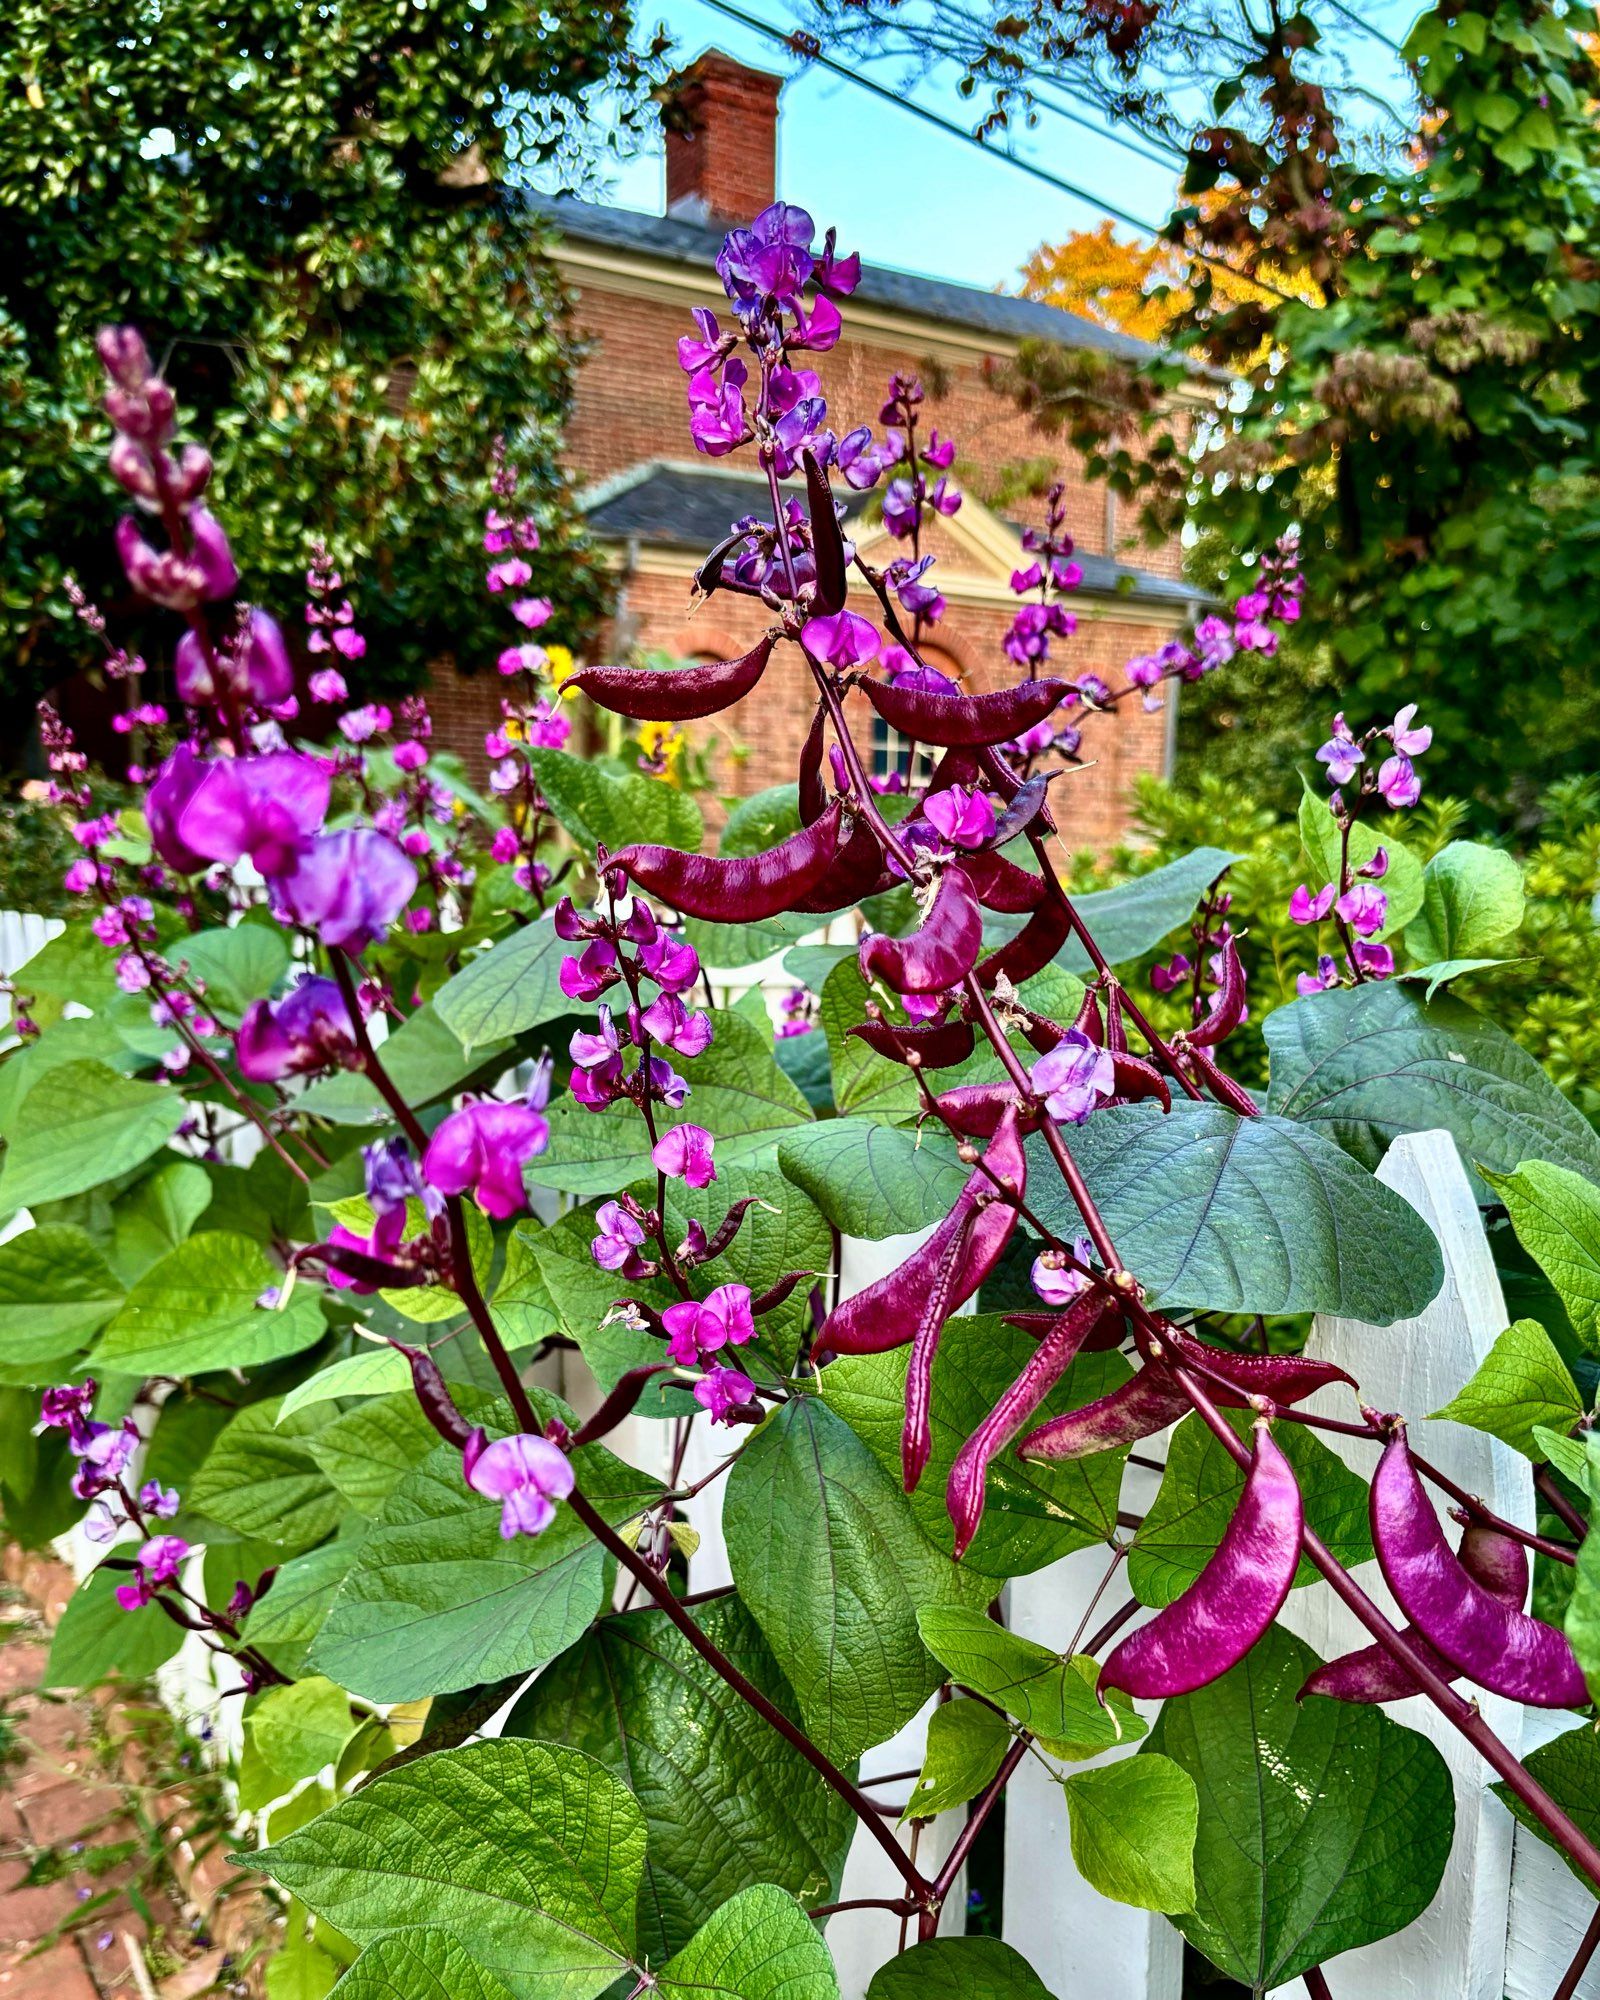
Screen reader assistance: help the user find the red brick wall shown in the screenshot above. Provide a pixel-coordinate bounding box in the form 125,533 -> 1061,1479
665,54 -> 783,226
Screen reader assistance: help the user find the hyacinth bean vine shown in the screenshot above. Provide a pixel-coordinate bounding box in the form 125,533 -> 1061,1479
4,202 -> 1600,2000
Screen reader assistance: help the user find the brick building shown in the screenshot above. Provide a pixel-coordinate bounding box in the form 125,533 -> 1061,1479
432,51 -> 1204,848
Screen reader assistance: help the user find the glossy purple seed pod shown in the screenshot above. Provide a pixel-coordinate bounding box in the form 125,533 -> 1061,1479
569,634 -> 775,722
1370,1427 -> 1589,1708
1100,1420 -> 1303,1701
962,849 -> 1048,915
1109,1050 -> 1172,1111
817,1108 -> 1025,1361
983,773 -> 1051,851
973,894 -> 1073,989
849,1017 -> 977,1070
933,1082 -> 1041,1139
790,815 -> 895,914
1019,1362 -> 1191,1460
613,799 -> 842,922
861,673 -> 1070,750
1004,1306 -> 1128,1353
1185,1042 -> 1260,1117
1165,1327 -> 1357,1405
1300,1524 -> 1531,1704
947,1291 -> 1119,1557
861,863 -> 984,995
397,1343 -> 476,1449
803,449 -> 849,616
1187,934 -> 1247,1048
797,700 -> 828,825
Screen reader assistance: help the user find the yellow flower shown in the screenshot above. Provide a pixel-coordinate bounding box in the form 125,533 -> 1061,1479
544,644 -> 578,699
501,714 -> 527,743
639,720 -> 686,776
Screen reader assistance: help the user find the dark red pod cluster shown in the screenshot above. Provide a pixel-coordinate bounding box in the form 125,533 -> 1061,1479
962,850 -> 1047,914
850,1016 -> 977,1070
1369,1427 -> 1587,1708
860,863 -> 983,994
861,673 -> 1070,749
1100,1419 -> 1303,1700
570,635 -> 776,721
1301,1522 -> 1530,1705
612,799 -> 842,921
973,895 -> 1073,989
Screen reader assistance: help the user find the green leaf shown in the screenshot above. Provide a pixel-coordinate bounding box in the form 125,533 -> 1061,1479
656,1885 -> 840,2000
9,921 -> 124,1008
178,923 -> 291,1019
1298,778 -> 1423,939
777,1119 -> 969,1240
529,746 -> 703,857
108,1159 -> 212,1284
1030,1104 -> 1444,1322
1406,841 -> 1524,963
537,1008 -> 812,1197
259,1739 -> 645,1999
1492,1719 -> 1600,1895
1481,1160 -> 1600,1353
298,1004 -> 511,1124
1266,985 -> 1600,1198
915,1608 -> 1142,1755
310,1406 -> 659,1702
251,1677 -> 360,1783
321,1930 -> 515,2000
190,1398 -> 345,1552
1534,1424 -> 1593,1491
865,1936 -> 1059,2000
0,1224 -> 124,1381
820,957 -> 921,1124
899,1698 -> 1011,1823
0,1060 -> 184,1214
1398,956 -> 1524,1002
507,1596 -> 854,1961
245,1541 -> 365,1678
524,1208 -> 692,1413
309,1389 -> 492,1519
44,1561 -> 186,1688
432,914 -> 569,1049
1565,1435 -> 1600,1704
821,1317 -> 1131,1576
1062,1755 -> 1198,1913
722,1396 -> 987,1761
1057,848 -> 1245,974
93,1232 -> 325,1376
1130,1409 -> 1371,1607
1149,1624 -> 1454,1988
1430,1318 -> 1583,1457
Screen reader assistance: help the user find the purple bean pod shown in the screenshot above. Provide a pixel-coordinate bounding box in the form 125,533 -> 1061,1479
1100,1420 -> 1304,1700
803,448 -> 849,615
791,813 -> 896,914
861,673 -> 1071,749
1164,1326 -> 1356,1404
962,849 -> 1049,915
903,1207 -> 978,1492
982,773 -> 1051,851
973,894 -> 1074,989
1074,988 -> 1106,1044
569,634 -> 776,721
1300,1524 -> 1531,1704
817,1107 -> 1025,1359
861,862 -> 984,994
797,699 -> 828,825
395,1343 -> 476,1448
1019,1362 -> 1192,1461
1004,1306 -> 1129,1353
1186,935 -> 1247,1048
1109,1051 -> 1172,1111
931,1082 -> 1037,1138
1370,1427 -> 1589,1707
850,1016 -> 977,1070
613,798 -> 842,922
947,1291 -> 1120,1556
700,1195 -> 772,1264
1184,1042 -> 1260,1118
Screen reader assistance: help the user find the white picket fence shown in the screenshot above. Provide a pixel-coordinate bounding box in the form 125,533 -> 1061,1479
3,902 -> 1594,1994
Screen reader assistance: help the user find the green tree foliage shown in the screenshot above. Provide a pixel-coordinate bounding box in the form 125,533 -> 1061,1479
0,4 -> 648,739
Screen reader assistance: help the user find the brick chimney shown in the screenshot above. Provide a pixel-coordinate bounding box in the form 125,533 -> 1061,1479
665,51 -> 783,228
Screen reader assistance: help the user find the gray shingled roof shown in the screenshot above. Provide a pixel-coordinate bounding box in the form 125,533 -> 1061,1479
528,194 -> 1160,365
579,460 -> 1201,608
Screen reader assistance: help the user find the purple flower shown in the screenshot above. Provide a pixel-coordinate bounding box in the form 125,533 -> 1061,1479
138,1481 -> 180,1518
424,1098 -> 550,1219
640,992 -> 714,1057
561,940 -> 621,1002
662,1283 -> 755,1367
1315,715 -> 1364,786
176,751 -> 331,876
592,1200 -> 649,1273
1335,884 -> 1388,938
687,360 -> 751,457
40,1380 -> 97,1443
463,1430 -> 575,1540
571,1002 -> 624,1073
922,430 -> 957,470
652,1122 -> 716,1189
694,1366 -> 757,1423
836,426 -> 887,491
235,976 -> 355,1082
815,227 -> 861,297
116,508 -> 236,611
1377,753 -> 1421,808
1351,939 -> 1396,979
115,1535 -> 190,1612
923,785 -> 996,850
1032,1238 -> 1093,1308
1360,846 -> 1390,881
309,667 -> 348,704
716,201 -> 816,307
927,476 -> 961,517
647,1058 -> 692,1109
175,609 -> 293,710
888,555 -> 946,623
1296,955 -> 1343,997
1031,1030 -> 1115,1125
882,478 -> 917,539
679,306 -> 729,373
1288,883 -> 1336,926
275,828 -> 418,951
802,608 -> 880,671
1149,953 -> 1192,995
1390,703 -> 1432,756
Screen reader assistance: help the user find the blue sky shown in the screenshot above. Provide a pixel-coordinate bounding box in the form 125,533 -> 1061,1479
566,0 -> 1426,292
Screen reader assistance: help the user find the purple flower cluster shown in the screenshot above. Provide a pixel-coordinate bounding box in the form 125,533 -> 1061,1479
39,1382 -> 195,1613
1122,531 -> 1304,720
1003,482 -> 1079,689
463,1428 -> 575,1541
423,1059 -> 554,1220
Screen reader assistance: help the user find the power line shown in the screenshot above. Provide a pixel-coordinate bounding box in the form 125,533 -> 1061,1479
1321,0 -> 1405,57
692,0 -> 1300,304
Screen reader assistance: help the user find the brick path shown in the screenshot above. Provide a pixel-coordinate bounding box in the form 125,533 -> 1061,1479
1,1558 -> 268,2000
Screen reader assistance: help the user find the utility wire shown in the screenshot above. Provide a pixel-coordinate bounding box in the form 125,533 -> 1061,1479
692,0 -> 1301,304
1321,0 -> 1406,57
